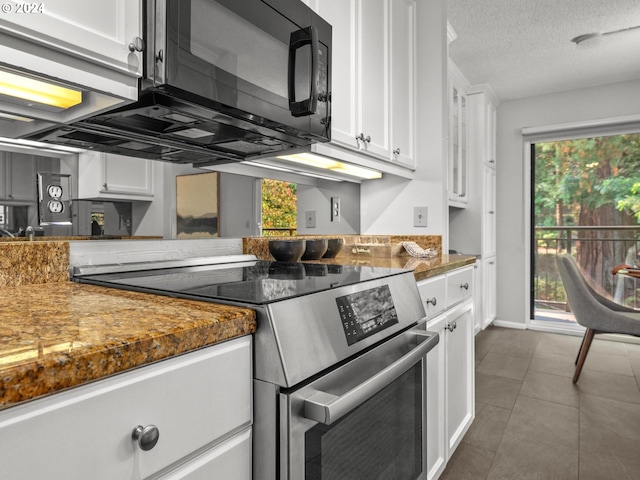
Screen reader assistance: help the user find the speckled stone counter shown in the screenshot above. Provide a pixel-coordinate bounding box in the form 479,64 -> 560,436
243,235 -> 473,281
0,241 -> 70,286
0,282 -> 256,410
309,253 -> 476,281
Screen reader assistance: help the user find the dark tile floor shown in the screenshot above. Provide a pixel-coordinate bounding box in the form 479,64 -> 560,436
441,326 -> 640,480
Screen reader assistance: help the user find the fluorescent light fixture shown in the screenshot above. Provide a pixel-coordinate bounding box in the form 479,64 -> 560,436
0,70 -> 82,109
0,136 -> 84,154
0,112 -> 33,122
242,161 -> 344,182
276,152 -> 382,179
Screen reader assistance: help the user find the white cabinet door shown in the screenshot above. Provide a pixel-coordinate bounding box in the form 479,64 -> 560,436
445,300 -> 474,457
448,63 -> 469,207
389,0 -> 416,169
0,0 -> 143,77
314,0 -> 359,151
78,151 -> 153,201
357,0 -> 390,160
426,314 -> 447,480
318,0 -> 389,159
6,153 -> 36,202
482,164 -> 496,257
482,256 -> 497,329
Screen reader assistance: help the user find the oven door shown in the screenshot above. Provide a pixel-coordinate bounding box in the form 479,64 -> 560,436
156,0 -> 331,141
282,325 -> 438,480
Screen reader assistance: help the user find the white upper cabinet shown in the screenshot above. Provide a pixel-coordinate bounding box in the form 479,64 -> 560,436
356,0 -> 390,160
0,0 -> 142,136
389,0 -> 416,169
0,0 -> 143,77
307,0 -> 417,170
448,61 -> 470,208
78,151 -> 153,202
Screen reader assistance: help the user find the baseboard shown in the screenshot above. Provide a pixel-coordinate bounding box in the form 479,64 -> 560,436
492,319 -> 526,330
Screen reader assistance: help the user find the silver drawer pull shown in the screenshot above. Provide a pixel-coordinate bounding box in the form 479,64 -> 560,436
132,425 -> 160,451
446,321 -> 457,333
426,297 -> 437,307
460,283 -> 469,290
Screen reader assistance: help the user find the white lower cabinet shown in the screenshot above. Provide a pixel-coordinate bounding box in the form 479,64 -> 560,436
419,267 -> 475,480
0,336 -> 252,480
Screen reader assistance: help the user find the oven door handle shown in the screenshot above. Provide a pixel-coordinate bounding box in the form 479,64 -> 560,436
304,331 -> 439,425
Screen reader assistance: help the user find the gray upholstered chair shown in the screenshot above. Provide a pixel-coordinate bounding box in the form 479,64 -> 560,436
556,254 -> 640,383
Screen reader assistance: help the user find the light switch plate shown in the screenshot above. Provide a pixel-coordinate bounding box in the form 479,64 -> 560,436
306,210 -> 316,228
413,206 -> 427,227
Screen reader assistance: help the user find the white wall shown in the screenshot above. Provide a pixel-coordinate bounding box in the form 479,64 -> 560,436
297,180 -> 360,234
360,0 -> 448,237
496,79 -> 640,327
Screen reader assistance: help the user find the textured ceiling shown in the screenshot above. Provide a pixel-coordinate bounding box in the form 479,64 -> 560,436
447,0 -> 640,101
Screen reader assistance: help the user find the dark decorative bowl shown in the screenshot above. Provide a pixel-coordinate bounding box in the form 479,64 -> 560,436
322,238 -> 344,258
304,263 -> 328,276
268,239 -> 306,262
301,238 -> 328,260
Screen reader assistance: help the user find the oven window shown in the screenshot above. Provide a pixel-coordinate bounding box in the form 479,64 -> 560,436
305,364 -> 423,480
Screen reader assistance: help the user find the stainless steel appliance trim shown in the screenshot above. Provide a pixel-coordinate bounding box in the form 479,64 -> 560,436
303,328 -> 437,425
72,254 -> 257,276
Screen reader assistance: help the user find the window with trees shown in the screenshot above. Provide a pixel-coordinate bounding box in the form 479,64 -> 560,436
261,178 -> 297,237
533,133 -> 640,320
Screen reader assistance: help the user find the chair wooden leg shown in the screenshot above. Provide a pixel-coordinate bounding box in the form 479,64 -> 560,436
573,328 -> 595,384
575,332 -> 588,365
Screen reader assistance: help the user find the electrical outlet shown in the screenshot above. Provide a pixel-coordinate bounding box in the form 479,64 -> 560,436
331,197 -> 341,222
306,210 -> 316,228
413,207 -> 428,227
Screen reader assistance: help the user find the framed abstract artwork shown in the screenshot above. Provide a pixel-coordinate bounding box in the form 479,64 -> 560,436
176,172 -> 219,238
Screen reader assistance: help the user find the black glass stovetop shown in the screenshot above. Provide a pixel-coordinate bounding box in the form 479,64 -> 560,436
75,260 -> 408,306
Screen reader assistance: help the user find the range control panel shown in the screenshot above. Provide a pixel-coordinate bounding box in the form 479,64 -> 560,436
37,173 -> 72,225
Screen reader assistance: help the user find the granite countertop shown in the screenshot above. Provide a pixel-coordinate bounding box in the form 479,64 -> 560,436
310,253 -> 477,281
0,282 -> 256,411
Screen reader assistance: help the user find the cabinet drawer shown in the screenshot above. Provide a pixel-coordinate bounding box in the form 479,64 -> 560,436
158,427 -> 252,480
417,276 -> 446,319
0,336 -> 252,480
446,267 -> 474,308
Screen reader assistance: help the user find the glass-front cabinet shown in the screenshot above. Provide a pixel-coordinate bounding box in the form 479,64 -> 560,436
448,62 -> 469,208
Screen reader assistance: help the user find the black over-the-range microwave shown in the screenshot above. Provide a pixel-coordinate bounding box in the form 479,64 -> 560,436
28,0 -> 332,166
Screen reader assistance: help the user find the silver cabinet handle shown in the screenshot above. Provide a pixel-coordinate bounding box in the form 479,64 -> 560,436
355,133 -> 371,143
304,332 -> 439,425
393,148 -> 401,155
460,283 -> 469,290
132,425 -> 159,451
426,297 -> 437,307
446,321 -> 457,333
128,36 -> 145,52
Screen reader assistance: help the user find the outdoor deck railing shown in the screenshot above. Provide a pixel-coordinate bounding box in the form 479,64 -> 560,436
534,226 -> 640,312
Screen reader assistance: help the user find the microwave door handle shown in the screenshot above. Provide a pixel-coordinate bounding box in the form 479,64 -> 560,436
288,25 -> 319,117
304,332 -> 439,425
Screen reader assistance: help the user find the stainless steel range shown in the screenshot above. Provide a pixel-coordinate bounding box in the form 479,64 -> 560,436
73,254 -> 438,480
